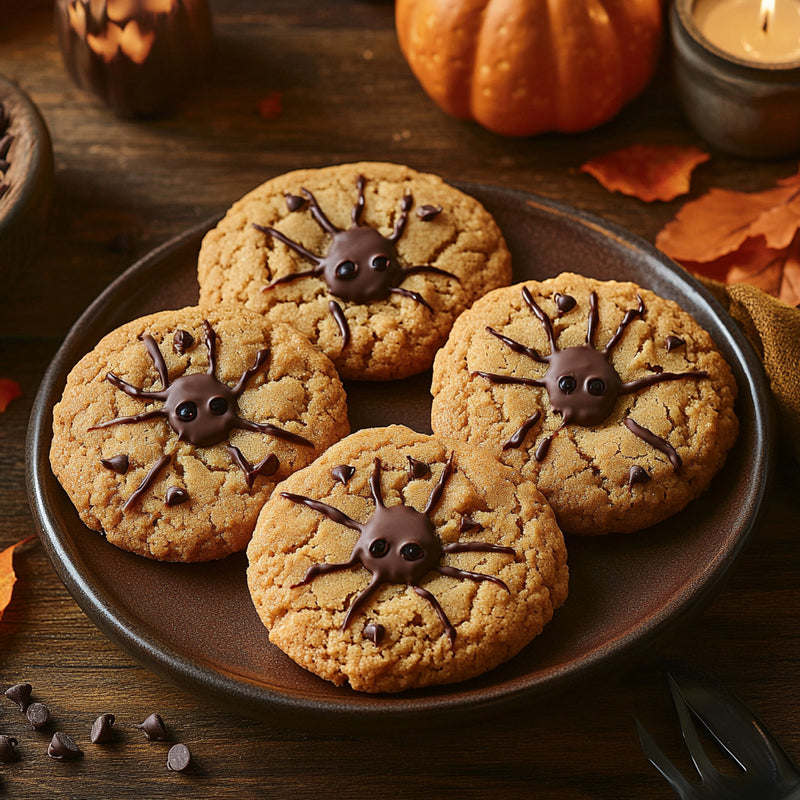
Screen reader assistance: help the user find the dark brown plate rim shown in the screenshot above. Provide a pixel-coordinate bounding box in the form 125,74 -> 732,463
25,182 -> 773,731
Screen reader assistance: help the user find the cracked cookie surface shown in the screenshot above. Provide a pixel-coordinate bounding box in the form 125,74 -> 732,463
246,425 -> 568,693
50,305 -> 349,561
430,273 -> 739,535
197,162 -> 512,380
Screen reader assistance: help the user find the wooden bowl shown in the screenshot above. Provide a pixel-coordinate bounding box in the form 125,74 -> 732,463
0,73 -> 54,273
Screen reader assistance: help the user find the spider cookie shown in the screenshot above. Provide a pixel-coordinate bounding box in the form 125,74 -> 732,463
50,306 -> 349,561
246,425 -> 568,693
431,273 -> 739,536
197,161 -> 512,380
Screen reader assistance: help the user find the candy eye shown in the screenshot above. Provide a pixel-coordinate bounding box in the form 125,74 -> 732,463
558,375 -> 577,394
371,255 -> 391,271
209,397 -> 228,415
369,539 -> 389,557
587,378 -> 606,396
335,260 -> 357,279
400,542 -> 424,561
176,401 -> 197,421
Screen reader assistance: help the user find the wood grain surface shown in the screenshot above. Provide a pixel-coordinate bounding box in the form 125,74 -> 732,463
1,2 -> 799,798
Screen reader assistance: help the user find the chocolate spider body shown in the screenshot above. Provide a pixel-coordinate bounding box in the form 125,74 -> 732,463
282,455 -> 515,643
253,175 -> 457,346
477,287 -> 708,466
90,320 -> 312,508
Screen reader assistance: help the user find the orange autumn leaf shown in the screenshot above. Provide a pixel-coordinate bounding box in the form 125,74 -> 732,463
0,378 -> 21,413
0,536 -> 36,625
580,144 -> 710,202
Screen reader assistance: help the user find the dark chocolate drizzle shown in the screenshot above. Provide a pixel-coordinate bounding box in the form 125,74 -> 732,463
477,288 -> 708,462
255,175 -> 459,345
283,455 -> 515,643
331,464 -> 356,485
124,454 -> 169,511
624,418 -> 682,471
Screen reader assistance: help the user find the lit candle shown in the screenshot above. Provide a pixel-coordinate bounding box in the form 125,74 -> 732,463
693,0 -> 800,64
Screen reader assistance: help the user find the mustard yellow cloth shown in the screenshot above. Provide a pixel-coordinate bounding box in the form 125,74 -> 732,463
698,277 -> 800,461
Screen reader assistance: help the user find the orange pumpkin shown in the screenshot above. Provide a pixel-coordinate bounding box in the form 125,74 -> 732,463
396,0 -> 663,136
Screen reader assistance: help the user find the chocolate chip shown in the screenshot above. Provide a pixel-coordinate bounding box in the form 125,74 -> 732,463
554,292 -> 577,315
5,683 -> 32,711
666,335 -> 686,353
167,743 -> 192,773
363,623 -> 385,645
47,732 -> 82,761
100,454 -> 130,474
173,329 -> 195,355
406,456 -> 430,480
416,203 -> 442,221
26,702 -> 50,729
136,712 -> 168,741
0,735 -> 19,762
458,515 -> 482,534
90,713 -> 116,744
628,465 -> 651,486
331,464 -> 355,485
165,486 -> 189,506
285,193 -> 306,212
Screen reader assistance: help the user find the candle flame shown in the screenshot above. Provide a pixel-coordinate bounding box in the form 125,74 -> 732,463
760,0 -> 775,33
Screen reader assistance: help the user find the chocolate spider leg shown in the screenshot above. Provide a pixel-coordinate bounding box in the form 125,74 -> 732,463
104,371 -> 169,401
123,454 -> 170,511
602,293 -> 645,355
435,564 -> 510,592
369,458 -> 385,508
300,187 -> 340,235
443,542 -> 516,555
413,585 -> 456,643
264,266 -> 325,289
387,193 -> 413,243
390,286 -> 433,311
473,371 -> 546,388
200,319 -> 217,375
226,445 -> 278,489
586,291 -> 600,347
341,573 -> 383,631
141,334 -> 171,389
522,286 -> 559,354
89,407 -> 167,430
624,418 -> 682,471
503,411 -> 542,450
486,326 -> 549,363
291,555 -> 361,588
328,300 -> 351,347
280,492 -> 364,533
231,349 -> 269,396
252,223 -> 323,266
351,175 -> 366,226
621,370 -> 708,395
233,418 -> 314,448
423,452 -> 454,515
400,264 -> 460,281
534,422 -> 567,462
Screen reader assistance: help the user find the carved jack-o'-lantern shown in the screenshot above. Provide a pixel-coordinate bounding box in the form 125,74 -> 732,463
55,0 -> 213,118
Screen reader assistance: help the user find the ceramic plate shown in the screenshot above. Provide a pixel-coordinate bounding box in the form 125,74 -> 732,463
26,183 -> 772,731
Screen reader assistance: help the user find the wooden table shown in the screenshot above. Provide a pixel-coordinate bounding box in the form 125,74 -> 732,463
1,2 -> 798,797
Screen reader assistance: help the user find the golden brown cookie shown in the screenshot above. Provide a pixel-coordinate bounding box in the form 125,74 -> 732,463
246,425 -> 568,693
197,162 -> 511,380
50,305 -> 349,561
431,273 -> 739,535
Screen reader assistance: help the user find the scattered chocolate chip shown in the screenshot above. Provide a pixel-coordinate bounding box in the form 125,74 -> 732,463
90,713 -> 116,744
100,454 -> 130,474
165,486 -> 189,507
285,193 -> 306,212
628,465 -> 651,487
26,702 -> 50,729
416,203 -> 442,221
331,464 -> 355,485
0,735 -> 19,762
47,732 -> 82,761
406,456 -> 430,480
173,329 -> 195,355
167,743 -> 192,773
5,683 -> 32,711
458,515 -> 482,534
363,623 -> 385,645
666,335 -> 686,353
554,292 -> 577,315
136,712 -> 168,741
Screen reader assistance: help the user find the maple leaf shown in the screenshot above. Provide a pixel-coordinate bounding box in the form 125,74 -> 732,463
580,144 -> 710,202
0,378 -> 21,413
657,166 -> 800,307
0,536 -> 36,626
